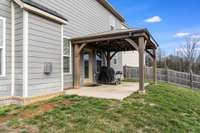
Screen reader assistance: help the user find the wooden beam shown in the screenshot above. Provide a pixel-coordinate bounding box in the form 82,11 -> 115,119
72,35 -> 130,44
106,51 -> 111,68
72,32 -> 149,44
153,49 -> 157,84
110,51 -> 118,60
89,50 -> 94,83
146,49 -> 155,59
78,43 -> 87,54
125,38 -> 138,51
74,44 -> 81,89
138,37 -> 146,93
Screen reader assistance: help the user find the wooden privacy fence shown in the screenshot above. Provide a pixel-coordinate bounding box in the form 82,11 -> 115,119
123,66 -> 200,89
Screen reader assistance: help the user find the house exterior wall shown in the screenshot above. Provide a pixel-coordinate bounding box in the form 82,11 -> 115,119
111,52 -> 123,72
14,4 -> 23,97
122,51 -> 139,67
0,0 -> 12,97
32,0 -> 122,37
0,0 -> 125,98
32,0 -> 124,88
27,13 -> 62,97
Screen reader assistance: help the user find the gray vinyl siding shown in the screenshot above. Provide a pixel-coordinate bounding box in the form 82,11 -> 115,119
32,0 -> 121,37
32,0 -> 122,88
14,3 -> 23,96
28,13 -> 62,96
0,0 -> 11,96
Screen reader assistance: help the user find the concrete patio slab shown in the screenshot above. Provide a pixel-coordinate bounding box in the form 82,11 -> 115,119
65,82 -> 148,100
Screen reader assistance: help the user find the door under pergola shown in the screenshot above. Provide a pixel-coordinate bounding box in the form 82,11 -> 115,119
71,29 -> 158,93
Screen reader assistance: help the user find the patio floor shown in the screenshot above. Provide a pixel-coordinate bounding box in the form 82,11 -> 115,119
65,82 -> 148,100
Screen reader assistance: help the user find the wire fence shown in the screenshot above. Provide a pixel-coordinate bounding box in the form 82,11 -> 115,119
123,66 -> 200,89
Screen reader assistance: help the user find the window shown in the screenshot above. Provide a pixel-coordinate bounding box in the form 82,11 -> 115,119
63,38 -> 71,74
0,17 -> 6,77
114,58 -> 117,65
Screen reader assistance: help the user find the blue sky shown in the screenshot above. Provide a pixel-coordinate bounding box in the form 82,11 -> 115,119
109,0 -> 200,55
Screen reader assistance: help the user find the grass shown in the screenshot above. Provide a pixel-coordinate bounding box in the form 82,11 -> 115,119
0,82 -> 200,133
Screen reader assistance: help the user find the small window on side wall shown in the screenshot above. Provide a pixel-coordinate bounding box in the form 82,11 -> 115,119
0,16 -> 6,77
63,38 -> 72,74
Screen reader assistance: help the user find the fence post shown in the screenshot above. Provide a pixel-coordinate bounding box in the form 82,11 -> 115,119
123,65 -> 127,79
190,70 -> 193,88
165,66 -> 169,83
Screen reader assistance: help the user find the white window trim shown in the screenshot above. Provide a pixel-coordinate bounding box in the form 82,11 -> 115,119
63,36 -> 72,75
0,16 -> 6,77
11,2 -> 15,96
61,25 -> 64,91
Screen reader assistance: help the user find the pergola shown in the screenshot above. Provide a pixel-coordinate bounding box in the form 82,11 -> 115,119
71,29 -> 158,93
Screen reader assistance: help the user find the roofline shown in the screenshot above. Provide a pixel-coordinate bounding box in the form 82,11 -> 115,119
71,28 -> 159,48
13,0 -> 68,24
143,29 -> 159,47
97,0 -> 125,22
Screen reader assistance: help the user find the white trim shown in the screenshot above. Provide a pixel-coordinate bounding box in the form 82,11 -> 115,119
13,0 -> 67,24
23,10 -> 29,97
63,36 -> 72,75
61,25 -> 64,91
11,2 -> 15,96
0,16 -> 6,77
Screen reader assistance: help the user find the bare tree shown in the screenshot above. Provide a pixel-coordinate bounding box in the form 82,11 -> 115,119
180,35 -> 200,72
157,48 -> 165,68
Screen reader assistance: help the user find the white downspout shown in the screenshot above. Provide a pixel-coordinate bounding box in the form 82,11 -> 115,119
11,2 -> 15,96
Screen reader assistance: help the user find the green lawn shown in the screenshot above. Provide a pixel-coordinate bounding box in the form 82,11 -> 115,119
0,83 -> 200,133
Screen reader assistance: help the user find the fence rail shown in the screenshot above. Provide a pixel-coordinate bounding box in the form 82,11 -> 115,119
123,66 -> 200,89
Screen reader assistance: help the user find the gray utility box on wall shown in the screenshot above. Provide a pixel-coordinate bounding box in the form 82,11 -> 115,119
44,62 -> 53,75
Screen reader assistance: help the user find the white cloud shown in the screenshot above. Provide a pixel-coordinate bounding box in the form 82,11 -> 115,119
191,34 -> 200,39
145,16 -> 162,23
174,32 -> 190,38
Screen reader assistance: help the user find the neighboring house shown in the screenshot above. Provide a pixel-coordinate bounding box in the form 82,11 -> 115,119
122,51 -> 139,67
0,0 -> 157,104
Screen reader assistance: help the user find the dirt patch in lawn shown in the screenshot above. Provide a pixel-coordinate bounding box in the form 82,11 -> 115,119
0,100 -> 73,124
19,103 -> 56,119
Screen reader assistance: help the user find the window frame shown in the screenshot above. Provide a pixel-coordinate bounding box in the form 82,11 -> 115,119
0,16 -> 6,77
63,36 -> 72,75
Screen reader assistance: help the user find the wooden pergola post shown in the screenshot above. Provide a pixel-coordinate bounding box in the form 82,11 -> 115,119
106,51 -> 111,68
153,48 -> 157,84
74,44 -> 81,89
138,37 -> 146,93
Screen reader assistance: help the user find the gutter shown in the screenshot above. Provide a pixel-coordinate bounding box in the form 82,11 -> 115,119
13,0 -> 68,24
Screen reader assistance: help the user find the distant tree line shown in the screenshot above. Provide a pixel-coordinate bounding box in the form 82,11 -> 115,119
146,34 -> 200,74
